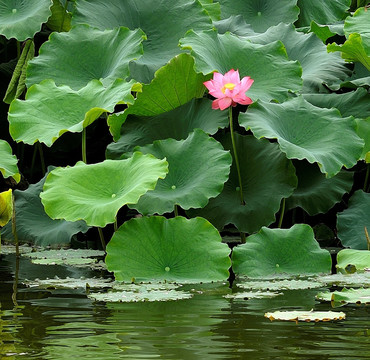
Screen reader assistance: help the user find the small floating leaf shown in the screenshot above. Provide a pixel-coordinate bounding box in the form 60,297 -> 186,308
264,310 -> 346,322
22,277 -> 113,290
316,287 -> 370,305
237,279 -> 324,291
336,249 -> 370,273
224,291 -> 283,300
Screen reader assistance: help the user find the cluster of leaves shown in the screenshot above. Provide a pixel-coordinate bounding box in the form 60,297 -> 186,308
0,0 -> 369,283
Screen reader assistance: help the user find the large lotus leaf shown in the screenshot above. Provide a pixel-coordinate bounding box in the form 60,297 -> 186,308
356,117 -> 370,161
336,249 -> 370,273
286,160 -> 354,215
106,98 -> 228,159
0,0 -> 52,41
232,224 -> 332,277
0,189 -> 12,227
309,21 -> 344,43
8,79 -> 135,147
179,29 -> 302,103
108,53 -> 208,140
105,216 -> 231,283
40,153 -> 169,227
213,15 -> 255,37
247,23 -> 350,92
129,129 -> 232,214
187,134 -> 297,233
239,97 -> 364,178
303,87 -> 370,119
218,0 -> 299,33
26,24 -> 145,90
344,6 -> 370,38
0,139 -> 20,182
340,62 -> 370,89
198,0 -> 221,21
72,0 -> 213,83
296,0 -> 350,27
337,190 -> 370,249
1,171 -> 89,246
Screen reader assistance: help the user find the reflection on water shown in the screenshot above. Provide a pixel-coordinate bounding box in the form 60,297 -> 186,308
0,254 -> 369,359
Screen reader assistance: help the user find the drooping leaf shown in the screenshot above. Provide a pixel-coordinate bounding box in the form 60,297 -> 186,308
1,170 -> 89,247
130,129 -> 231,214
187,134 -> 297,233
72,0 -> 213,83
316,287 -> 370,305
0,0 -> 52,41
40,153 -> 168,227
296,0 -> 350,27
105,216 -> 231,283
106,98 -> 228,159
26,24 -> 145,89
265,310 -> 346,322
180,29 -> 302,103
8,79 -> 135,147
337,190 -> 370,249
309,21 -> 339,43
336,249 -> 370,273
107,53 -> 208,140
3,39 -> 34,104
247,23 -> 350,92
232,224 -> 332,278
0,139 -> 20,183
0,189 -> 12,227
286,160 -> 354,216
46,0 -> 72,32
218,0 -> 299,33
239,96 -> 364,178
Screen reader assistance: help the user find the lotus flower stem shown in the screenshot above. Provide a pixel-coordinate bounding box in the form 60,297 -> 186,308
97,227 -> 106,251
37,142 -> 46,175
278,198 -> 286,228
82,128 -> 87,163
229,107 -> 245,205
174,204 -> 179,217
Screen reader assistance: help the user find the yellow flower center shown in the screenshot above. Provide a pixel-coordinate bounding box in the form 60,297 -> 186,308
222,83 -> 236,93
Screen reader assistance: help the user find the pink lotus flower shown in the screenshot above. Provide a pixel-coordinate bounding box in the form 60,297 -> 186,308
203,69 -> 254,110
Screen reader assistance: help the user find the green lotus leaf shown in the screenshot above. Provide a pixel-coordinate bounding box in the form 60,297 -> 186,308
199,0 -> 221,21
72,0 -> 213,83
129,129 -> 232,214
340,62 -> 370,89
214,15 -> 255,37
328,33 -> 370,70
336,249 -> 370,273
179,29 -> 302,102
232,224 -> 332,278
26,24 -> 145,89
344,6 -> 370,38
107,53 -> 208,140
337,190 -> 370,249
105,216 -> 231,283
303,87 -> 370,119
318,273 -> 370,287
3,39 -> 34,104
309,21 -> 339,43
247,23 -> 350,92
239,97 -> 364,178
286,160 -> 354,216
316,287 -> 370,305
1,170 -> 89,246
106,98 -> 228,159
40,153 -> 168,227
355,117 -> 370,161
8,79 -> 136,147
46,0 -> 72,32
0,189 -> 12,227
0,139 -> 20,183
296,0 -> 350,27
187,134 -> 297,233
265,310 -> 346,322
218,0 -> 299,33
237,279 -> 324,290
0,0 -> 52,41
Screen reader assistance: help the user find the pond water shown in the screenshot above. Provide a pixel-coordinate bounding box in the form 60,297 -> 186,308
1,253 -> 369,359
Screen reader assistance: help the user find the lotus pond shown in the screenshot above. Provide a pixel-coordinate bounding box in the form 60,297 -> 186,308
0,0 -> 370,358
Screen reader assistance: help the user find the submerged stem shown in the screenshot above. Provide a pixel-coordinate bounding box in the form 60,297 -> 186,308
12,195 -> 19,258
82,128 -> 87,163
228,107 -> 245,205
